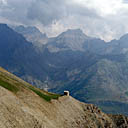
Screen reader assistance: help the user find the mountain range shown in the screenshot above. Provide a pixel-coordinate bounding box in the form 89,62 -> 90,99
1,23 -> 128,115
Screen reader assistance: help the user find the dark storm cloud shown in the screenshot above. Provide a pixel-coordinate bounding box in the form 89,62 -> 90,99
0,0 -> 34,24
27,0 -> 67,25
27,0 -> 100,26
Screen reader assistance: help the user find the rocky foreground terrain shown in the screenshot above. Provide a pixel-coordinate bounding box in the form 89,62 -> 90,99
0,67 -> 128,128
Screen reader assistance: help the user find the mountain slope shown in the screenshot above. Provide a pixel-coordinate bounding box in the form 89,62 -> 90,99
1,67 -> 128,128
0,24 -> 49,87
47,29 -> 89,52
46,28 -> 108,54
12,25 -> 48,47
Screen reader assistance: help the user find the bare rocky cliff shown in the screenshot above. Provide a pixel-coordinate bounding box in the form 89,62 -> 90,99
0,67 -> 128,128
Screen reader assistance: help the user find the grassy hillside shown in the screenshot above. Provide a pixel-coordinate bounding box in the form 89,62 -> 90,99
0,67 -> 60,101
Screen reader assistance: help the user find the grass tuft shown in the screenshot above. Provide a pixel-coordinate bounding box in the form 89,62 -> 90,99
0,79 -> 19,93
29,86 -> 60,102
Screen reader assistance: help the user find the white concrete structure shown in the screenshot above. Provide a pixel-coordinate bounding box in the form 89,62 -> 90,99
64,91 -> 70,96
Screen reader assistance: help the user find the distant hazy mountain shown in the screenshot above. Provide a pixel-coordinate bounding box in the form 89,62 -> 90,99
12,25 -> 48,47
0,24 -> 47,87
106,34 -> 128,54
0,23 -> 35,67
1,23 -> 128,115
46,29 -> 107,54
47,29 -> 90,52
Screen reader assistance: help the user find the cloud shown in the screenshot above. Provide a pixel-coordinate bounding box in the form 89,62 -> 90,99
0,0 -> 35,25
26,0 -> 102,38
27,0 -> 67,25
27,0 -> 99,25
0,0 -> 128,41
123,0 -> 128,3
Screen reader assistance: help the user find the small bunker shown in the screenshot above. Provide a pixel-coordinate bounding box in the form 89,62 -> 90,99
64,91 -> 70,96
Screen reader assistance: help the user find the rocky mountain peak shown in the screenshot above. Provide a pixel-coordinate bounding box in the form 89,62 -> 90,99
50,29 -> 90,51
14,25 -> 45,36
0,23 -> 14,33
120,33 -> 128,40
0,23 -> 26,42
58,28 -> 88,39
13,25 -> 48,47
65,28 -> 84,34
0,23 -> 8,28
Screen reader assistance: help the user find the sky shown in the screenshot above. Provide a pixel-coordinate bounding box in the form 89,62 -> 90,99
0,0 -> 128,41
